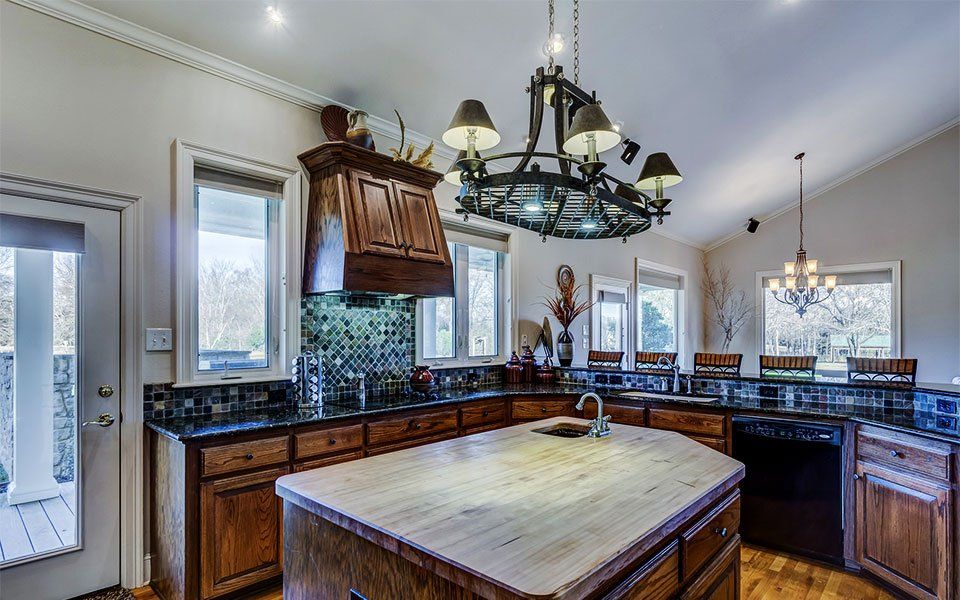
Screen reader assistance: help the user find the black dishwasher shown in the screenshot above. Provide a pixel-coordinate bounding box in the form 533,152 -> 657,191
732,416 -> 844,565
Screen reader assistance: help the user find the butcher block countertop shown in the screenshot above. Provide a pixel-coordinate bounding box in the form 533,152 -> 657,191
275,417 -> 745,599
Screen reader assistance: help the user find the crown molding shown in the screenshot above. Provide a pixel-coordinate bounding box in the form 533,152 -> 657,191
644,227 -> 706,251
10,0 -> 457,161
703,117 -> 960,253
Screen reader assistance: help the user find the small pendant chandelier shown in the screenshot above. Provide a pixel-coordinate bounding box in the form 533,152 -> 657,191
440,0 -> 683,242
767,152 -> 838,317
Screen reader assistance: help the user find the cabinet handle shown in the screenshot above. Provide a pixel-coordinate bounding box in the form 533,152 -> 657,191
329,439 -> 337,445
541,407 -> 547,413
889,449 -> 903,458
852,473 -> 861,480
245,453 -> 254,460
714,527 -> 728,538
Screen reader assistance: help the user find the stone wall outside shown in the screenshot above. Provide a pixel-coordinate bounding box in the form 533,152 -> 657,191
0,352 -> 76,490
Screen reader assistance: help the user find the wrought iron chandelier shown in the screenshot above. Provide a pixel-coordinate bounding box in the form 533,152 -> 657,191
441,0 -> 683,242
767,152 -> 838,317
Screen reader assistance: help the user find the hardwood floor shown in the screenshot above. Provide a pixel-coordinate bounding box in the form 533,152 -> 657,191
131,546 -> 893,599
740,545 -> 895,600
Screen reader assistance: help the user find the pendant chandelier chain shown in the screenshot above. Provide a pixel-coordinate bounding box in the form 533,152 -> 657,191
573,0 -> 581,85
547,0 -> 556,71
797,152 -> 805,252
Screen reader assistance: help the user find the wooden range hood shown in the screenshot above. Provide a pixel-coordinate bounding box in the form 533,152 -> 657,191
298,142 -> 454,297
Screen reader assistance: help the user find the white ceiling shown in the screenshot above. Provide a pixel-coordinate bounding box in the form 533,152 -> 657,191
80,0 -> 960,248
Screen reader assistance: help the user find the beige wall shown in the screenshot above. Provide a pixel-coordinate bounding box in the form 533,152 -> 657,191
1,2 -> 325,383
706,126 -> 960,383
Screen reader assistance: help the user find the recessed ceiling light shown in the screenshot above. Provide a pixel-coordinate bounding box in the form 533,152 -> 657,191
266,6 -> 283,26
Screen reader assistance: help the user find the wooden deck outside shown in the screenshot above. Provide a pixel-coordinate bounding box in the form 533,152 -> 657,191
0,481 -> 76,563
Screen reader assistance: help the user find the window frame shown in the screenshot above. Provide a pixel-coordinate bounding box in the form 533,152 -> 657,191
590,274 -> 633,357
635,258 -> 688,367
755,260 -> 902,376
174,140 -> 301,386
415,212 -> 514,369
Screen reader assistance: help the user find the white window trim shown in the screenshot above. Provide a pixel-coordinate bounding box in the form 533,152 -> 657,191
635,258 -> 688,367
174,139 -> 301,385
590,274 -> 633,360
415,209 -> 516,369
754,260 -> 902,375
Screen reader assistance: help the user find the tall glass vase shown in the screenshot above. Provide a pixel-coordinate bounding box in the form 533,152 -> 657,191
556,328 -> 574,367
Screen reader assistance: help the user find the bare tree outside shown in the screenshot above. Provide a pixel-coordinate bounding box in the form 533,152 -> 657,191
702,261 -> 752,353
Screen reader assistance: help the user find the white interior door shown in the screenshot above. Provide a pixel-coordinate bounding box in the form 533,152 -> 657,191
0,195 -> 121,599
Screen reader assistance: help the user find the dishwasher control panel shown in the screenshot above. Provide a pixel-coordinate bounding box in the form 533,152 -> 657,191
734,417 -> 841,445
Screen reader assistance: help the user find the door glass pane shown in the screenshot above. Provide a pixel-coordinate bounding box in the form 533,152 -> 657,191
467,247 -> 498,357
638,286 -> 677,352
599,302 -> 624,352
196,185 -> 269,371
0,246 -> 80,564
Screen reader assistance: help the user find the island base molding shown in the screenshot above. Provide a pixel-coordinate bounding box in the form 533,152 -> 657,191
282,499 -> 743,600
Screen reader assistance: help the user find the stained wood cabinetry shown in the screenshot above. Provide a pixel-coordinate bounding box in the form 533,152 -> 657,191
299,142 -> 453,296
854,425 -> 955,600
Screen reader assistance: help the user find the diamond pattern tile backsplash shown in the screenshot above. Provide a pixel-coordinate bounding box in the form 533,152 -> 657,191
301,294 -> 417,400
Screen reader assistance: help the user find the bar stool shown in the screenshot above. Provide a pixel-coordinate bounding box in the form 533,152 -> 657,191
759,355 -> 817,379
847,357 -> 917,384
587,350 -> 624,368
634,351 -> 678,374
694,353 -> 743,375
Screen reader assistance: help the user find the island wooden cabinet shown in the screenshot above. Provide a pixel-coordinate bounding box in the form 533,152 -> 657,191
510,396 -> 578,422
854,425 -> 955,600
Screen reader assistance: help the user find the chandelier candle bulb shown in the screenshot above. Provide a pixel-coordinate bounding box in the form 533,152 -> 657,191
807,259 -> 818,274
825,275 -> 838,289
784,261 -> 796,276
768,278 -> 781,292
785,276 -> 797,290
807,275 -> 819,288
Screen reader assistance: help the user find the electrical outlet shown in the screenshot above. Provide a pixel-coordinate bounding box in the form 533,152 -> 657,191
582,337 -> 588,348
146,328 -> 173,352
581,324 -> 589,336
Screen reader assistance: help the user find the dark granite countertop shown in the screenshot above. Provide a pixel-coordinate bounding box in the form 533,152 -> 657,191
145,383 -> 960,443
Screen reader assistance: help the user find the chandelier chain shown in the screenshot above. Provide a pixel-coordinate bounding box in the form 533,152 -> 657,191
573,0 -> 581,85
547,0 -> 555,71
797,152 -> 805,251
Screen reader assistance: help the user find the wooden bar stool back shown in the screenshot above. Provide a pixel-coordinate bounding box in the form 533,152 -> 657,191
694,353 -> 743,375
846,357 -> 917,384
759,355 -> 817,379
587,350 -> 625,368
634,351 -> 678,374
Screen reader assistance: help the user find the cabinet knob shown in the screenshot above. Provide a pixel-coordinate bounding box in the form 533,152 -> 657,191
482,411 -> 488,417
714,527 -> 728,538
416,423 -> 422,430
889,449 -> 902,458
541,407 -> 547,413
853,473 -> 861,480
329,439 -> 337,445
245,453 -> 254,460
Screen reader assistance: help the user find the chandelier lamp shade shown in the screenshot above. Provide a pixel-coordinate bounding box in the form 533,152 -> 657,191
767,152 -> 838,317
440,0 -> 683,241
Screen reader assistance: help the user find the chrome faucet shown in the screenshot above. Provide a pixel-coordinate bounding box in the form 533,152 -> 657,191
657,356 -> 682,393
576,392 -> 611,438
352,373 -> 366,403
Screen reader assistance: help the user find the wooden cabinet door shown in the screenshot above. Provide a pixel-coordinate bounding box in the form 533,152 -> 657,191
347,168 -> 406,258
393,181 -> 447,264
855,461 -> 952,600
200,467 -> 288,598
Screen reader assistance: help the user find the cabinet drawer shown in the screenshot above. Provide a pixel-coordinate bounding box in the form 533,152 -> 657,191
605,540 -> 679,600
648,408 -> 725,437
857,430 -> 951,482
294,450 -> 363,472
367,409 -> 458,447
511,400 -> 575,421
294,424 -> 363,460
582,403 -> 646,427
687,435 -> 727,454
681,492 -> 740,580
201,436 -> 289,478
366,430 -> 458,456
461,402 -> 506,429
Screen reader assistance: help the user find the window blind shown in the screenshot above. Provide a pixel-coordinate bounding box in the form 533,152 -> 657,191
443,222 -> 509,253
598,290 -> 628,304
0,213 -> 85,253
637,268 -> 681,290
762,268 -> 893,287
194,165 -> 283,200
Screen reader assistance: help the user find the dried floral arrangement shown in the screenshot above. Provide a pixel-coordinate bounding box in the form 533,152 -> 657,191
388,110 -> 434,169
541,267 -> 593,332
702,260 -> 752,352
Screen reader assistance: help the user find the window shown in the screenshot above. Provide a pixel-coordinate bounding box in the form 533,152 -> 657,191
175,141 -> 300,384
759,262 -> 900,376
418,223 -> 510,366
636,263 -> 682,354
590,276 -> 631,354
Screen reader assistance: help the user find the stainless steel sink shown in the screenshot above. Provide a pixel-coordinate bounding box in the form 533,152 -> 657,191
532,423 -> 592,438
616,391 -> 720,404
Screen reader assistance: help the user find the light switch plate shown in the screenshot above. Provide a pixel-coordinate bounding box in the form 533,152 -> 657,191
146,328 -> 173,352
582,324 -> 589,336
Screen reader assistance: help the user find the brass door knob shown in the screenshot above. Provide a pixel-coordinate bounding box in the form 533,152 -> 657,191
98,384 -> 115,398
82,413 -> 116,428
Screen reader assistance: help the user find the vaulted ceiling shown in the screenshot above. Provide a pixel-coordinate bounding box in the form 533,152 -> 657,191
80,0 -> 960,247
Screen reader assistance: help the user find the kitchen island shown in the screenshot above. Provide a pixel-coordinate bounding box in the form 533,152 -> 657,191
276,416 -> 745,599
